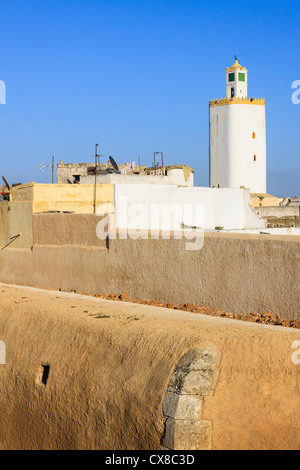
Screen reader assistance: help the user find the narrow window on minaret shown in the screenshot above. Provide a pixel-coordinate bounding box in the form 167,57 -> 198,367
254,155 -> 257,162
231,87 -> 235,98
252,132 -> 256,139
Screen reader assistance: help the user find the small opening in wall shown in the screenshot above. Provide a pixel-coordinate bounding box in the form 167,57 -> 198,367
36,364 -> 50,387
254,155 -> 257,162
73,175 -> 80,184
252,132 -> 256,139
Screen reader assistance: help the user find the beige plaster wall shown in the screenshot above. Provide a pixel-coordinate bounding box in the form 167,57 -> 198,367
0,213 -> 299,320
0,201 -> 33,249
0,285 -> 299,450
10,183 -> 114,214
250,194 -> 283,207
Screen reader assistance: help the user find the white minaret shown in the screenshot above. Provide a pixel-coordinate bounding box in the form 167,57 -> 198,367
209,57 -> 267,194
226,56 -> 248,99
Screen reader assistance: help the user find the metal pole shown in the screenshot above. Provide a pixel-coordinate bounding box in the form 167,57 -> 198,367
94,144 -> 98,214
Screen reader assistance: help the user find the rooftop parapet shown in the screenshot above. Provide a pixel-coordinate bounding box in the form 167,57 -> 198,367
209,97 -> 265,107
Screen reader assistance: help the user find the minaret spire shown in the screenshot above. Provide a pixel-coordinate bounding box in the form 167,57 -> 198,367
226,57 -> 248,99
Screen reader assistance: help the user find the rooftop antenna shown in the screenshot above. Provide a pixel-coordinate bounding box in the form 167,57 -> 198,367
153,152 -> 163,166
2,176 -> 10,191
40,156 -> 56,183
95,143 -> 99,166
93,143 -> 105,213
153,152 -> 164,174
109,156 -> 119,172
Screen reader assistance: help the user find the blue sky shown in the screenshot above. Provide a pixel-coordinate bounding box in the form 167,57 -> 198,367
0,0 -> 299,196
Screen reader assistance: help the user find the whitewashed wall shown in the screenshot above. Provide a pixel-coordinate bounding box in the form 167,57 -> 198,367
81,168 -> 193,187
81,174 -> 167,185
114,184 -> 265,231
166,168 -> 194,187
210,104 -> 267,194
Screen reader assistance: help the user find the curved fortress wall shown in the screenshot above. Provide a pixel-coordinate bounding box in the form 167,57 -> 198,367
0,285 -> 299,450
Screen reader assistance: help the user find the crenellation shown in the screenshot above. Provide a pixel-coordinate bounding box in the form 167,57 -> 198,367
209,96 -> 265,107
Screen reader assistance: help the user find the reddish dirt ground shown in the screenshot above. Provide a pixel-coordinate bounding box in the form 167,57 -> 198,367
68,290 -> 300,330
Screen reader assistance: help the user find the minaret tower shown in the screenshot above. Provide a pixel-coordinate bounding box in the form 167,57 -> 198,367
209,57 -> 267,194
226,56 -> 248,99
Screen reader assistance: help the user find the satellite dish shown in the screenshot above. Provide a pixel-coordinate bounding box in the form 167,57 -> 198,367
109,156 -> 119,172
2,176 -> 10,191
